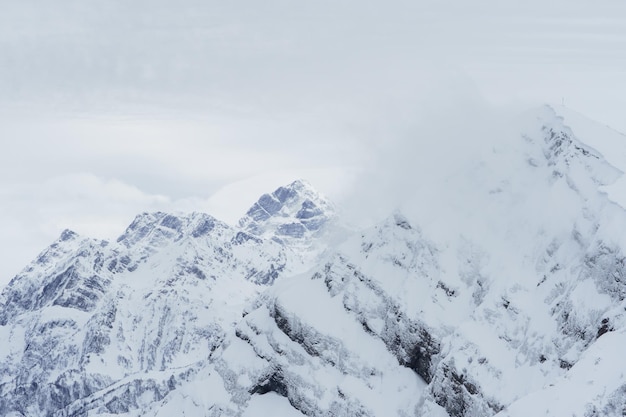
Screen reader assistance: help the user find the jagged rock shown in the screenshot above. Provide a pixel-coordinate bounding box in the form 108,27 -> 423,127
0,187 -> 335,416
238,179 -> 335,245
2,107 -> 626,416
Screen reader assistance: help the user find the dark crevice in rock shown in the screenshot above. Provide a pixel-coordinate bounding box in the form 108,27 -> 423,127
402,328 -> 440,383
431,363 -> 503,417
333,262 -> 441,383
436,281 -> 457,297
270,303 -> 319,360
597,318 -> 613,339
249,372 -> 288,397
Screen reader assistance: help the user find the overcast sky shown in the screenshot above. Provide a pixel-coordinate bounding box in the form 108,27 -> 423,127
1,0 -> 626,285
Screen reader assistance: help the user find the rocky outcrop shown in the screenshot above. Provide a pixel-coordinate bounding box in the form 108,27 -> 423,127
3,107 -> 626,416
0,183 -> 336,417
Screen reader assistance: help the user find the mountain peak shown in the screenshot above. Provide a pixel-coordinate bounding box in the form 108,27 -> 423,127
58,229 -> 79,242
4,107 -> 626,416
238,179 -> 335,243
115,211 -> 226,250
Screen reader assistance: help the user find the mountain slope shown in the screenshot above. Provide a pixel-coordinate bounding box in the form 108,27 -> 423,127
0,182 -> 334,417
2,106 -> 626,416
141,106 -> 626,416
239,179 -> 335,246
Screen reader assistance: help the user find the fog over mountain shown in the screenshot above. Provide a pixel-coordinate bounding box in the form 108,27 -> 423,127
2,2 -> 626,415
3,105 -> 626,415
2,0 -> 626,283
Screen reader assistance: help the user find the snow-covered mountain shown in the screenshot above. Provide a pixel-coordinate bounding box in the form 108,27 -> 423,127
2,106 -> 626,416
0,180 -> 334,416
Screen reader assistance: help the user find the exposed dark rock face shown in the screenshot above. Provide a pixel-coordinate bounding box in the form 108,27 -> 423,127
192,217 -> 216,238
428,362 -> 504,417
276,222 -> 306,238
249,371 -> 289,397
583,243 -> 626,302
238,180 -> 335,244
0,200 -> 323,416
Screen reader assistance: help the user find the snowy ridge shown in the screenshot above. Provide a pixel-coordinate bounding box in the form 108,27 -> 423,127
0,183 -> 334,416
239,179 -> 335,245
2,106 -> 626,416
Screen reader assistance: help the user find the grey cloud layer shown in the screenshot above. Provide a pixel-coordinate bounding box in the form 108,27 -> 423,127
1,0 -> 625,284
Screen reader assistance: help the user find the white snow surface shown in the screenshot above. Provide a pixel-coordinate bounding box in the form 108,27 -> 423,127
2,105 -> 626,416
555,104 -> 626,210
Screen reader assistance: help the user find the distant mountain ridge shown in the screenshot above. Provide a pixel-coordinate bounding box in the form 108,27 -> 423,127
2,107 -> 626,416
0,180 -> 335,417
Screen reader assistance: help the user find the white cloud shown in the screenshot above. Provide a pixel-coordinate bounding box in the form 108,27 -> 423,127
1,0 -> 626,285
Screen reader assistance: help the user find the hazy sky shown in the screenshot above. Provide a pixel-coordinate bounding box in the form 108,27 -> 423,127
1,0 -> 626,284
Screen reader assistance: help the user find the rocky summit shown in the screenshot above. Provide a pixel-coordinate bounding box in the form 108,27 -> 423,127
2,107 -> 626,416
